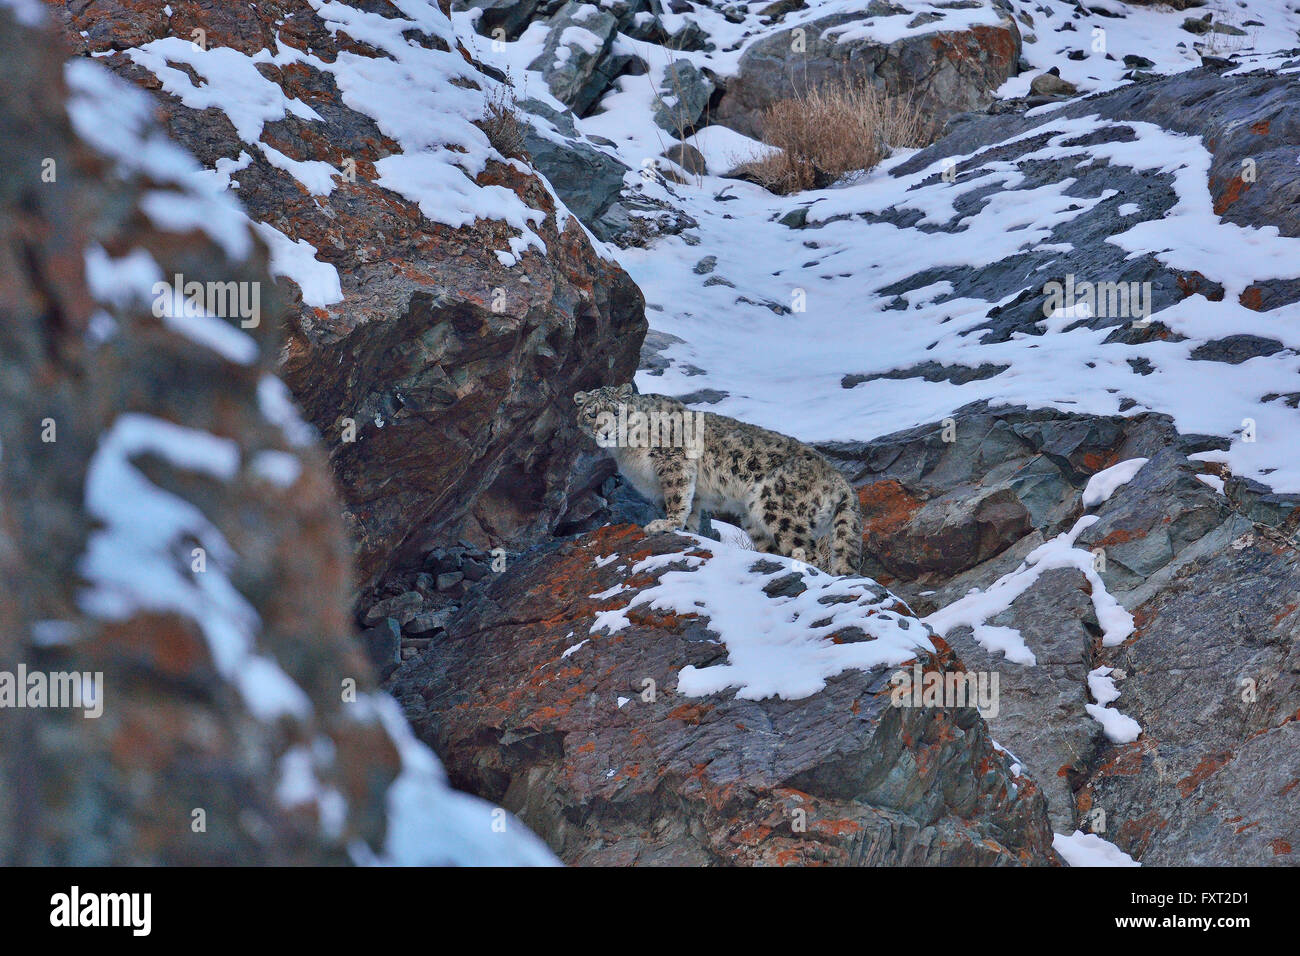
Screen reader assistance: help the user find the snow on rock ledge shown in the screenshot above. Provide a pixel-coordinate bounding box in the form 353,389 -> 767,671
388,523 -> 1060,865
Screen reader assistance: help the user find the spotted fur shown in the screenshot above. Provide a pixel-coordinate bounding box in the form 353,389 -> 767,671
574,385 -> 863,575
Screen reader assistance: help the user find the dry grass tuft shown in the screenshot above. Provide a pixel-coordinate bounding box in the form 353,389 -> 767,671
735,80 -> 935,194
478,83 -> 527,160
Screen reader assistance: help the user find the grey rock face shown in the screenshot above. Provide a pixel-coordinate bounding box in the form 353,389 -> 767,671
453,0 -> 543,40
1074,445 -> 1229,593
842,361 -> 1009,388
821,402 -> 1126,584
1083,525 -> 1300,864
946,568 -> 1101,834
1189,334 -> 1285,364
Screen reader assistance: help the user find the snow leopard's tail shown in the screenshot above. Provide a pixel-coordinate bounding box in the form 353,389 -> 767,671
826,481 -> 862,576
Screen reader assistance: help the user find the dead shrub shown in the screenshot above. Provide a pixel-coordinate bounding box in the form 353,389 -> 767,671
478,83 -> 527,160
736,79 -> 935,194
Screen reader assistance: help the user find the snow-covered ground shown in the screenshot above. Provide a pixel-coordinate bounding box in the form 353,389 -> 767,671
1053,829 -> 1141,866
618,117 -> 1300,491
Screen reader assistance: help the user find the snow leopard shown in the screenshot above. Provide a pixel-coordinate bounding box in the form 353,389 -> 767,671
574,384 -> 863,576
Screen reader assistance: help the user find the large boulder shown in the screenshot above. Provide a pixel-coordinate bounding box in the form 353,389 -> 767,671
715,3 -> 1021,139
822,402 -> 1129,587
0,1 -> 553,866
50,0 -> 648,596
625,11 -> 711,52
388,524 -> 1060,865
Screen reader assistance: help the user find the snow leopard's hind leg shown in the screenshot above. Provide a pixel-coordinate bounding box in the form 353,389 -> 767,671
825,482 -> 862,576
738,489 -> 779,555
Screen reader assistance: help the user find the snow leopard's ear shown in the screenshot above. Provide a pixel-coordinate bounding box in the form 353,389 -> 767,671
615,383 -> 634,400
573,390 -> 589,407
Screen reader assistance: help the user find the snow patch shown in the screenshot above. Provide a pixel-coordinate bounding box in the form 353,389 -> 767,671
1082,458 -> 1149,507
1053,830 -> 1141,867
592,535 -> 930,701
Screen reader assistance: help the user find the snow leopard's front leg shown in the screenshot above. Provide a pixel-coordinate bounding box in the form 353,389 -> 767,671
684,499 -> 704,532
644,452 -> 698,535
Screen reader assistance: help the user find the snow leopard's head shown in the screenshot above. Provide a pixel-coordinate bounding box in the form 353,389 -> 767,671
573,383 -> 636,441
